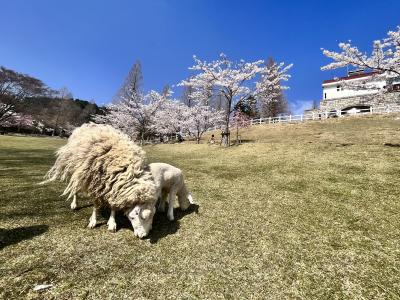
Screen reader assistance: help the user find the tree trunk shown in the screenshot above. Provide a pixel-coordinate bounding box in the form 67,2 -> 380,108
236,125 -> 239,145
140,132 -> 144,146
222,96 -> 232,147
222,121 -> 230,147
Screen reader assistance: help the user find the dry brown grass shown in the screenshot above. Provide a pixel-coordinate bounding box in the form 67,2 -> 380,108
1,115 -> 400,299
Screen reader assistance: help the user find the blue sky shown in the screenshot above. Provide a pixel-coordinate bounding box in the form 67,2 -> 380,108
0,0 -> 399,113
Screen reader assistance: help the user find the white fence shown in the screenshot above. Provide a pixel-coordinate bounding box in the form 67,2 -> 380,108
245,105 -> 400,126
195,105 -> 400,136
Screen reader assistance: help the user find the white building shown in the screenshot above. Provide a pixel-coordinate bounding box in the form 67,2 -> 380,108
322,71 -> 386,100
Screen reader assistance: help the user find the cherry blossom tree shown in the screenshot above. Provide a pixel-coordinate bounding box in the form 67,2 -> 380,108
0,103 -> 15,125
179,53 -> 292,146
94,90 -> 166,144
1,113 -> 36,133
231,111 -> 251,145
182,105 -> 224,144
154,100 -> 187,138
321,25 -> 400,90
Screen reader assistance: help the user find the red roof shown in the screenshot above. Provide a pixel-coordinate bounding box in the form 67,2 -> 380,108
323,72 -> 379,84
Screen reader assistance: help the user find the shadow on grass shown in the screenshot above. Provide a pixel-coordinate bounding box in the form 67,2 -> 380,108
74,204 -> 92,211
149,203 -> 199,244
98,204 -> 200,243
0,224 -> 48,250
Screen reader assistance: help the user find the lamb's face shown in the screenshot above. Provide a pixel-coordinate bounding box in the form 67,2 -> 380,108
126,204 -> 155,238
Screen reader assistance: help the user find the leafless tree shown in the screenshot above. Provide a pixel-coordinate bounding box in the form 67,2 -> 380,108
50,87 -> 74,136
113,60 -> 143,103
0,66 -> 48,125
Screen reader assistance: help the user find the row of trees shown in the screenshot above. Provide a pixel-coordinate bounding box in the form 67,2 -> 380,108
178,54 -> 292,146
98,55 -> 293,146
95,87 -> 223,144
0,66 -> 101,135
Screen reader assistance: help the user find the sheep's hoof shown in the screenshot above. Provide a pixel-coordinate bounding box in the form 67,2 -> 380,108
70,202 -> 77,210
167,214 -> 174,221
87,219 -> 97,229
107,221 -> 117,233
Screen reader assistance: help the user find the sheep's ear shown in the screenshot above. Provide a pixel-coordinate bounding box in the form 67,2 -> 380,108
141,209 -> 152,220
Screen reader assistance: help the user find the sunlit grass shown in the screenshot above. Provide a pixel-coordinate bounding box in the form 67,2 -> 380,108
1,115 -> 400,299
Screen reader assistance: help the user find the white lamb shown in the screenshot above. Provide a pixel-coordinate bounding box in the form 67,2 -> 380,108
149,162 -> 194,221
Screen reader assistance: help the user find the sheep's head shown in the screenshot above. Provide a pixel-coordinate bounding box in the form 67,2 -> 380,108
126,203 -> 155,238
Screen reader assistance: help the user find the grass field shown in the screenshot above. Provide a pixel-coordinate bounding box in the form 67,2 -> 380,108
1,115 -> 400,299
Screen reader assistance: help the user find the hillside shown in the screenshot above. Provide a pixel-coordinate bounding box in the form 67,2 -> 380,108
204,113 -> 400,146
1,114 -> 400,299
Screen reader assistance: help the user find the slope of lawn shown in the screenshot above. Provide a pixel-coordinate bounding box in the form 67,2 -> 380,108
1,114 -> 400,299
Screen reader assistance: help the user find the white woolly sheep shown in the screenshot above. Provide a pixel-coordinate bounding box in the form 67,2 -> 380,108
149,162 -> 194,221
42,123 -> 157,238
70,162 -> 194,230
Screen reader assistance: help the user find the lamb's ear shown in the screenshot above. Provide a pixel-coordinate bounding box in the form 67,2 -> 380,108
127,206 -> 140,218
141,209 -> 152,220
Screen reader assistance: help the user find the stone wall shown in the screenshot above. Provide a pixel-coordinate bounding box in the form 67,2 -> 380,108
319,92 -> 400,112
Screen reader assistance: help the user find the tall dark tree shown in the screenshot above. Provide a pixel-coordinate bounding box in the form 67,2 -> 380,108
259,58 -> 290,118
261,94 -> 290,117
181,85 -> 194,107
113,60 -> 143,103
234,96 -> 258,118
162,84 -> 171,98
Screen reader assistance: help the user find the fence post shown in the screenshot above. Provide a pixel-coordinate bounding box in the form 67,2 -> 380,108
312,112 -> 315,120
325,111 -> 328,119
259,118 -> 262,125
278,116 -> 281,123
269,117 -> 271,124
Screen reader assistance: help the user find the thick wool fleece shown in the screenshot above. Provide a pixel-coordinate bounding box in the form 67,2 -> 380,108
45,123 -> 156,210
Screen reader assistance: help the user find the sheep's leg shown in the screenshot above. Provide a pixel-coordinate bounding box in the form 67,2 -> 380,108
87,207 -> 98,229
188,193 -> 194,204
167,189 -> 177,221
158,199 -> 166,212
177,184 -> 191,210
70,194 -> 77,210
158,191 -> 168,212
107,209 -> 117,233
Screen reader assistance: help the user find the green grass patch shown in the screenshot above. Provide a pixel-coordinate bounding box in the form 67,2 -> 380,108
1,115 -> 400,299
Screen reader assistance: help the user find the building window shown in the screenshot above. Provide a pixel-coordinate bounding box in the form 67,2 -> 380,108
324,93 -> 327,99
